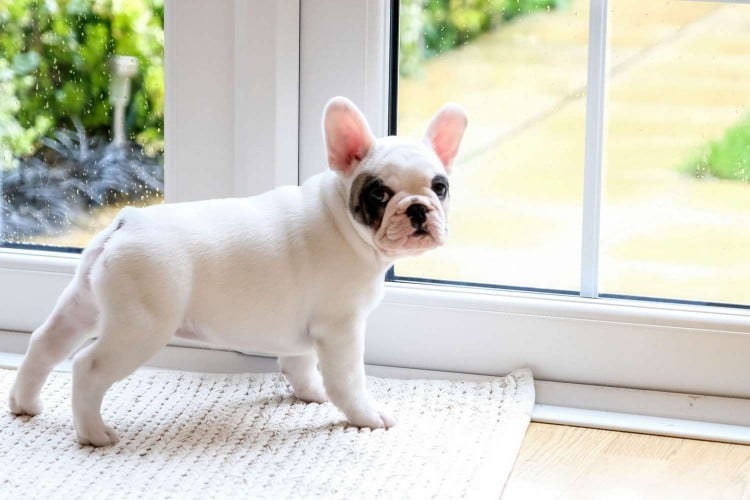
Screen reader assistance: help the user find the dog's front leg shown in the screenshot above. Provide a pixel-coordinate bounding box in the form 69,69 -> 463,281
312,318 -> 395,429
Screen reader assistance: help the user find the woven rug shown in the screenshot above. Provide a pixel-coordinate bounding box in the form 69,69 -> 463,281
0,367 -> 534,499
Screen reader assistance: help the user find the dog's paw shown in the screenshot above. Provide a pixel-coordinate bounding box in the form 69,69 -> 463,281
8,389 -> 43,416
346,404 -> 396,430
76,422 -> 120,447
294,384 -> 329,404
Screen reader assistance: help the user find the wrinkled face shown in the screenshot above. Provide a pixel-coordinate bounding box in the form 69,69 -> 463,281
347,143 -> 451,257
323,96 -> 467,260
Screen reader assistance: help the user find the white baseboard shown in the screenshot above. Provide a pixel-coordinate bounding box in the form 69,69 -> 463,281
533,405 -> 750,445
2,330 -> 748,444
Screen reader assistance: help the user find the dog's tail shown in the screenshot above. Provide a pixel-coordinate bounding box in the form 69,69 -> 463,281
77,208 -> 132,286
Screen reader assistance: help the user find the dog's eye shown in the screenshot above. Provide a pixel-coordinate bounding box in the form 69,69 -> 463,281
369,187 -> 390,203
432,182 -> 449,199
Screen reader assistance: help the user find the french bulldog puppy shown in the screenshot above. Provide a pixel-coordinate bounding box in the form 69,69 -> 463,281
8,97 -> 467,447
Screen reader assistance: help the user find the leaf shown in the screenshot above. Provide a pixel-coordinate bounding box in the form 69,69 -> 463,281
11,51 -> 41,75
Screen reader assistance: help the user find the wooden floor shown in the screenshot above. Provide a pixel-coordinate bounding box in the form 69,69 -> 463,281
503,423 -> 750,499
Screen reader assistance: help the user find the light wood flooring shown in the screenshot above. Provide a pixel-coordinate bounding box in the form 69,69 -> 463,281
503,423 -> 750,499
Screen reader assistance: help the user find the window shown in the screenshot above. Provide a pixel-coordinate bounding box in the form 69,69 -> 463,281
0,0 -> 298,332
1,0 -> 749,415
390,0 -> 750,308
393,0 -> 587,292
1,0 -> 165,249
600,0 -> 750,306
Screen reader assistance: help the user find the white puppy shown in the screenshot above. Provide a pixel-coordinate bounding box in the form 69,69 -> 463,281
8,97 -> 467,447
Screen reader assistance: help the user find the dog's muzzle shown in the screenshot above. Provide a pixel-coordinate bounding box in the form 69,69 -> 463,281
405,203 -> 429,232
374,194 -> 447,256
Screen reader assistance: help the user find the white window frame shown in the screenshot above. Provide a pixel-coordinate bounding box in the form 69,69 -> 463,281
298,0 -> 750,418
1,0 -> 749,439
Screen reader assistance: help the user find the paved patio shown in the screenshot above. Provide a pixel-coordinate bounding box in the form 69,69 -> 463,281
395,0 -> 750,304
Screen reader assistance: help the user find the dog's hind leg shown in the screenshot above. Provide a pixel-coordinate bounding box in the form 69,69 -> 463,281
8,222 -> 118,416
71,245 -> 186,447
72,297 -> 179,446
8,276 -> 99,416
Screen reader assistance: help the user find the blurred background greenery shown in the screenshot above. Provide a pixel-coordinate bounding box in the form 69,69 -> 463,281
682,117 -> 750,183
0,0 -> 164,242
0,0 -> 164,171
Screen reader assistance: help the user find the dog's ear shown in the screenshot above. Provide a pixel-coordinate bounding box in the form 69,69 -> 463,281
323,97 -> 375,177
424,103 -> 468,174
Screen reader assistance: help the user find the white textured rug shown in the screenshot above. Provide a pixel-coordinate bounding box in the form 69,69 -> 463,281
0,367 -> 534,499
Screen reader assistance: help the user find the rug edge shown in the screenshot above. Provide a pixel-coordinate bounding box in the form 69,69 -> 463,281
508,367 -> 536,417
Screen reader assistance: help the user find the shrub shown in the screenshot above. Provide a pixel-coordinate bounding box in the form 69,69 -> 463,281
1,121 -> 162,241
682,116 -> 750,183
0,0 -> 164,170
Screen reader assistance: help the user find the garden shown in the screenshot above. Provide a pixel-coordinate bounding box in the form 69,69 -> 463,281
0,0 -> 164,244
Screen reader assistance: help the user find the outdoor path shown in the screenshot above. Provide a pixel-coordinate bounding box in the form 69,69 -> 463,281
396,1 -> 750,304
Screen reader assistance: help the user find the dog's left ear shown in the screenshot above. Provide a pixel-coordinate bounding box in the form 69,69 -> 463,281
323,96 -> 375,177
424,103 -> 468,174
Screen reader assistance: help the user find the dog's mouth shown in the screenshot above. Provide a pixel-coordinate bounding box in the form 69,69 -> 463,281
372,195 -> 448,257
375,221 -> 446,258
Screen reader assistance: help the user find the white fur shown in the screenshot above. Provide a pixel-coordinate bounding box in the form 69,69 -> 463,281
8,97 -> 467,446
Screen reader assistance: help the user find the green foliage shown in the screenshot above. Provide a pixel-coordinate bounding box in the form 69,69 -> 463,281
400,0 -> 567,76
682,116 -> 750,183
0,0 -> 164,170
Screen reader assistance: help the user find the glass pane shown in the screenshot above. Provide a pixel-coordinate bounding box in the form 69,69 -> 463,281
600,1 -> 750,304
394,0 -> 588,291
1,0 -> 164,249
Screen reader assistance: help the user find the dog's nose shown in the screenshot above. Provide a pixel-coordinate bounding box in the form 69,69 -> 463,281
405,204 -> 428,229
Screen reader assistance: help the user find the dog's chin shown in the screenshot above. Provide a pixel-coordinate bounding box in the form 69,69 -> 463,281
375,228 -> 445,258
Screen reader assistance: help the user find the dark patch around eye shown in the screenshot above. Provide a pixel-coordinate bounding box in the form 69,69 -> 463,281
432,174 -> 449,200
349,173 -> 394,230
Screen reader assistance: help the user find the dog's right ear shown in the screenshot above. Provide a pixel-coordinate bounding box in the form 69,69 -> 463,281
323,97 -> 375,177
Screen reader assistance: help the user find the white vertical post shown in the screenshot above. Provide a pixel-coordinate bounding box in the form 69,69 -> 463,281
163,0 -> 176,203
362,0 -> 391,138
163,0 -> 236,203
298,0 -> 389,181
580,0 -> 609,299
109,55 -> 139,147
234,0 -> 300,196
164,0 -> 297,203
